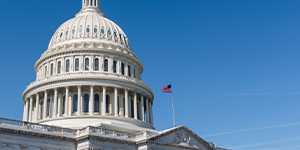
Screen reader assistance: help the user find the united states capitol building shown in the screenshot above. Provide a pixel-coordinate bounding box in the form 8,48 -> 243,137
0,1 -> 228,150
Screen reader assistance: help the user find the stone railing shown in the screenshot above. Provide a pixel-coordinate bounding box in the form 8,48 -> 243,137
0,118 -> 158,141
0,118 -> 76,137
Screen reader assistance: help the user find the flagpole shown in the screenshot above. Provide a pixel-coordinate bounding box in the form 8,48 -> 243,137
171,82 -> 176,127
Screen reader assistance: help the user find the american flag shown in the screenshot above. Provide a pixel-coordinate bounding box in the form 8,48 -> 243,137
162,84 -> 172,93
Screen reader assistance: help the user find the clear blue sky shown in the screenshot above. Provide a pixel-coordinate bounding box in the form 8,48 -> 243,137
0,0 -> 300,149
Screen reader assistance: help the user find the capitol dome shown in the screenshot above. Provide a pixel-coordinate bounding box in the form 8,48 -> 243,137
22,0 -> 154,133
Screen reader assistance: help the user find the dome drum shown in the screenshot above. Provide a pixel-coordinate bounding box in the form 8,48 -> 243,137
22,84 -> 154,132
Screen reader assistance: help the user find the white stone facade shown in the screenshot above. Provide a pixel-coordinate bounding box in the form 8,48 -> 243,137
0,118 -> 227,150
0,1 -> 229,150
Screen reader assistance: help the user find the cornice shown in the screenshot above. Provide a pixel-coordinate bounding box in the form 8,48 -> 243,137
77,135 -> 136,146
137,140 -> 205,150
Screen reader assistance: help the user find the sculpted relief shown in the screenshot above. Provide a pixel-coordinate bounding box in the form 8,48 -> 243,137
174,130 -> 191,147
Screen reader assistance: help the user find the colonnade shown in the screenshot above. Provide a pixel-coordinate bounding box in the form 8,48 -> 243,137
23,86 -> 153,125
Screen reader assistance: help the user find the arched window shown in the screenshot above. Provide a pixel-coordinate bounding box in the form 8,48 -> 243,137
85,58 -> 89,71
121,63 -> 124,75
62,95 -> 66,115
106,94 -> 110,113
50,64 -> 54,76
58,61 -> 61,74
113,61 -> 117,73
45,66 -> 47,77
128,65 -> 131,77
94,58 -> 99,71
94,94 -> 100,112
73,94 -> 78,113
94,0 -> 96,6
133,68 -> 136,78
104,59 -> 108,72
66,60 -> 70,72
90,0 -> 93,6
75,58 -> 79,71
83,94 -> 89,113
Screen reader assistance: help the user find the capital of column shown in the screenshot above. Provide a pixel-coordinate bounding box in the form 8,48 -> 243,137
65,86 -> 69,89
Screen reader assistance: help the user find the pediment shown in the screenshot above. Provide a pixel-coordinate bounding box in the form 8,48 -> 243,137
148,126 -> 214,150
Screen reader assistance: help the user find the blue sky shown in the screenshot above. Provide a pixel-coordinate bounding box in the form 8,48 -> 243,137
0,0 -> 300,149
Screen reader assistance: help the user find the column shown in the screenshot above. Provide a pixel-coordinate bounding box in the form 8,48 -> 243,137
24,99 -> 29,121
77,86 -> 82,116
35,93 -> 39,121
66,87 -> 70,116
149,102 -> 153,125
43,91 -> 47,119
141,95 -> 144,121
114,88 -> 118,116
23,101 -> 26,121
29,96 -> 33,122
125,89 -> 128,118
102,86 -> 106,115
49,95 -> 53,118
146,98 -> 150,123
89,85 -> 94,115
134,92 -> 137,119
120,94 -> 124,117
57,94 -> 62,117
53,88 -> 58,118
68,91 -> 72,116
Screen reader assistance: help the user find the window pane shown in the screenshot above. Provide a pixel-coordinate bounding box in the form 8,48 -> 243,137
47,99 -> 50,117
58,61 -> 61,74
95,58 -> 99,71
94,94 -> 99,112
62,95 -> 66,114
128,65 -> 131,77
104,59 -> 108,72
106,95 -> 110,113
113,61 -> 117,73
73,94 -> 78,113
121,63 -> 124,75
66,60 -> 70,72
85,58 -> 89,71
75,59 -> 79,71
83,94 -> 89,113
131,99 -> 134,118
